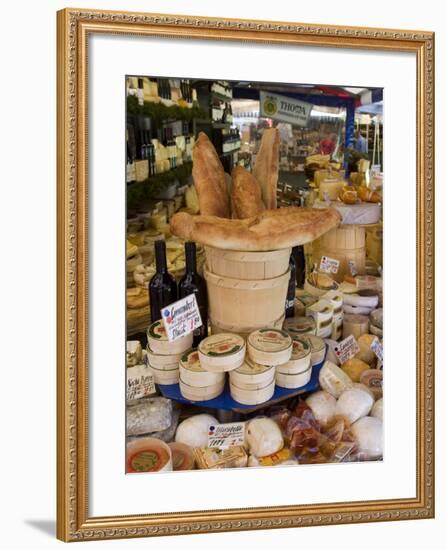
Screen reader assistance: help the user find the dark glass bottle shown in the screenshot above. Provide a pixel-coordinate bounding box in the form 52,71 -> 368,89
292,245 -> 306,288
179,242 -> 208,346
285,254 -> 296,318
149,240 -> 178,323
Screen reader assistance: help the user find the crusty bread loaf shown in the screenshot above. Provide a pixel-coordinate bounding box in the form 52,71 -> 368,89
231,166 -> 265,219
252,128 -> 279,209
170,206 -> 341,251
192,132 -> 230,217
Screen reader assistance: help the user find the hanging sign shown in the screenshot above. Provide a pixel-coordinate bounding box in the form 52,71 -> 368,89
260,91 -> 313,126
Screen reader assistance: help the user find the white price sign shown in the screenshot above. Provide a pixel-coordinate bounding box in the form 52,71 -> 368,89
161,294 -> 202,342
348,259 -> 358,276
334,334 -> 360,364
126,365 -> 156,401
320,255 -> 340,274
207,422 -> 245,449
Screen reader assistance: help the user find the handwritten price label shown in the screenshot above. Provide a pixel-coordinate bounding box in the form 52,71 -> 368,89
126,365 -> 156,401
161,294 -> 202,342
320,256 -> 340,274
208,422 -> 245,449
371,337 -> 383,364
334,334 -> 360,364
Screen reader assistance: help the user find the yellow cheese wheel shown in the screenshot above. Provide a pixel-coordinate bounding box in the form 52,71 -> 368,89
354,334 -> 377,365
341,357 -> 370,383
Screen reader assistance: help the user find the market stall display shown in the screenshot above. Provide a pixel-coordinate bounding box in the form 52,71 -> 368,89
125,76 -> 384,473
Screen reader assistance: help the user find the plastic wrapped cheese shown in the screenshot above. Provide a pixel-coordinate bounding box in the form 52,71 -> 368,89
319,361 -> 353,398
335,387 -> 374,424
246,417 -> 284,457
371,398 -> 383,420
175,414 -> 219,448
351,416 -> 383,459
355,334 -> 377,365
305,390 -> 336,427
341,357 -> 370,382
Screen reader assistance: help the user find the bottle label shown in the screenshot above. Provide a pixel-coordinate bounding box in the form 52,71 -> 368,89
161,293 -> 202,342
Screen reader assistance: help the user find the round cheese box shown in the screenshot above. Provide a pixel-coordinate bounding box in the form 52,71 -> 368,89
276,365 -> 312,389
276,336 -> 311,374
148,365 -> 179,385
146,345 -> 182,370
247,329 -> 292,366
283,316 -> 316,336
229,358 -> 275,387
179,348 -> 225,387
198,333 -> 246,372
179,378 -> 225,402
302,334 -> 326,366
230,379 -> 275,405
146,320 -> 193,355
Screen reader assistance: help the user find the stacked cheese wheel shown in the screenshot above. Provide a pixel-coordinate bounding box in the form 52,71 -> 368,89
275,335 -> 312,389
146,320 -> 193,384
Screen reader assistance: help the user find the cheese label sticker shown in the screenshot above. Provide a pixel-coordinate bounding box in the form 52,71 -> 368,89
348,259 -> 358,277
371,337 -> 383,363
333,334 -> 360,364
161,293 -> 202,342
319,256 -> 340,274
207,422 -> 245,449
126,365 -> 156,401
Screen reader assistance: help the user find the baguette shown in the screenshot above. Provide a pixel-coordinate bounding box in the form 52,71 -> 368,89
231,166 -> 265,219
192,132 -> 230,217
170,206 -> 341,251
253,128 -> 279,209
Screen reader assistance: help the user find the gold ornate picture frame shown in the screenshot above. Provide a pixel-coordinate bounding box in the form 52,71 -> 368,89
57,7 -> 434,542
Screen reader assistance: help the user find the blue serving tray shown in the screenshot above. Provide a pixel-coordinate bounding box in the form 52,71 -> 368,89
158,349 -> 326,414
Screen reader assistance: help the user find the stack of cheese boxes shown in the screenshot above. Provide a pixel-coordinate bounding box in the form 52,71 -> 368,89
304,289 -> 344,340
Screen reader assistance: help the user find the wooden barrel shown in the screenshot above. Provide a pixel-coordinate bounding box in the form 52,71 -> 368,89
366,224 -> 383,266
205,247 -> 291,280
313,225 -> 366,282
210,313 -> 285,340
204,268 -> 290,328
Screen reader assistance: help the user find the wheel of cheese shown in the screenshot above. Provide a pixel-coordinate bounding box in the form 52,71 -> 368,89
179,378 -> 225,401
230,379 -> 275,405
351,416 -> 383,459
302,335 -> 326,366
247,329 -> 292,366
371,398 -> 383,420
343,303 -> 374,315
126,438 -> 172,473
369,323 -> 383,338
283,316 -> 316,336
306,390 -> 337,427
175,414 -> 219,448
277,336 -> 311,374
276,365 -> 312,389
335,386 -> 374,424
370,308 -> 383,329
148,365 -> 180,385
198,333 -> 246,372
168,442 -> 195,471
360,369 -> 383,400
146,345 -> 182,370
146,320 -> 193,355
342,314 -> 369,340
229,358 -> 275,387
343,293 -> 379,309
355,334 -> 377,365
341,357 -> 370,383
179,348 -> 225,386
319,360 -> 353,398
246,417 -> 284,457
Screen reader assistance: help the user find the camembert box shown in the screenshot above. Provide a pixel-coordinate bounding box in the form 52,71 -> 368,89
230,379 -> 275,405
198,333 -> 246,372
179,378 -> 225,401
179,348 -> 225,386
146,345 -> 182,370
247,328 -> 292,366
283,316 -> 316,336
146,320 -> 193,355
302,334 -> 326,366
229,358 -> 275,387
275,366 -> 312,389
276,335 -> 311,375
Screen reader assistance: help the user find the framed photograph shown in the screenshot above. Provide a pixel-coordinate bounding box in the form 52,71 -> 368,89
57,8 -> 435,542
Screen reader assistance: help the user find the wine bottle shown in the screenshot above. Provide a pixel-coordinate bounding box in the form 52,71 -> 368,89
292,245 -> 306,288
149,240 -> 178,323
285,254 -> 296,318
179,242 -> 208,346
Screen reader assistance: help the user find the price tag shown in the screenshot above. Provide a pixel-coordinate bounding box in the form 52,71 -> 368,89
319,255 -> 340,274
207,422 -> 245,449
333,334 -> 360,364
126,365 -> 156,401
371,337 -> 383,363
161,294 -> 202,342
348,259 -> 358,277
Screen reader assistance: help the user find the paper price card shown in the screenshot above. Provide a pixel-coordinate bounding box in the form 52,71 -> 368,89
371,337 -> 383,363
161,293 -> 202,342
127,365 -> 156,401
319,255 -> 340,274
333,334 -> 360,364
348,259 -> 358,277
208,422 -> 245,449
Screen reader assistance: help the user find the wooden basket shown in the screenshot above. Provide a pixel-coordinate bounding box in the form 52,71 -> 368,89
204,267 -> 290,327
210,313 -> 285,340
205,246 -> 291,280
